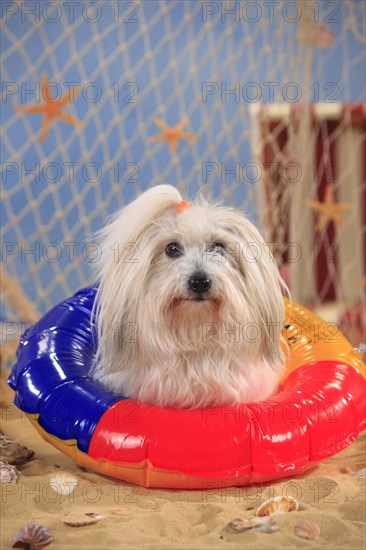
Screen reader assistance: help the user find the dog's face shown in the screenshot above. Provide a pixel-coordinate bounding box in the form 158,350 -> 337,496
94,193 -> 285,352
144,206 -> 234,318
92,185 -> 286,406
144,205 -> 258,323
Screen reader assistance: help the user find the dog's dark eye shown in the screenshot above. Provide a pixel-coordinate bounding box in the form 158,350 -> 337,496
165,242 -> 183,258
208,242 -> 225,254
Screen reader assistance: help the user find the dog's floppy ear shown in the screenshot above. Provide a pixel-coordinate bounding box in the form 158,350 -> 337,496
93,184 -> 182,280
91,185 -> 182,374
94,184 -> 182,269
219,207 -> 287,361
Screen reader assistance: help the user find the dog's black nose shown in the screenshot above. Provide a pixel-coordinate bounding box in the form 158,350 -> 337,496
188,272 -> 212,294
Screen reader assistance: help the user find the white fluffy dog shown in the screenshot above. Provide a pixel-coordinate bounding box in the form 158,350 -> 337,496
92,185 -> 287,408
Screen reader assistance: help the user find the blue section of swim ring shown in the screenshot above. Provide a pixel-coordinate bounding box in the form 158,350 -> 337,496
7,286 -> 123,453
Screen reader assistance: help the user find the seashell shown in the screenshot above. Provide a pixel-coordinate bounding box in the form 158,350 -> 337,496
0,460 -> 20,484
227,518 -> 253,533
251,517 -> 278,533
354,468 -> 366,495
49,472 -> 78,495
61,512 -> 105,527
294,519 -> 321,540
256,496 -> 299,517
0,430 -> 34,466
227,517 -> 278,534
12,524 -> 53,549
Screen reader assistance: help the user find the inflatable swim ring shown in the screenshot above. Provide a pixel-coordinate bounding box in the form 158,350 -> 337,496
8,286 -> 366,489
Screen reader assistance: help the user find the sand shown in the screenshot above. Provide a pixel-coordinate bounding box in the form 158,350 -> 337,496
1,369 -> 365,550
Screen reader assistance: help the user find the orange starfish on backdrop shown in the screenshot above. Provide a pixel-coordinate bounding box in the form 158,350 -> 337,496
16,73 -> 82,141
305,185 -> 352,232
149,117 -> 197,153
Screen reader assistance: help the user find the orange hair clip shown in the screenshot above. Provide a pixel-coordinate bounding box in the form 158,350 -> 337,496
176,200 -> 191,214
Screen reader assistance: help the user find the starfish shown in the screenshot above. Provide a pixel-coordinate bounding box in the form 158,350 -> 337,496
16,73 -> 82,141
149,117 -> 197,153
305,185 -> 352,232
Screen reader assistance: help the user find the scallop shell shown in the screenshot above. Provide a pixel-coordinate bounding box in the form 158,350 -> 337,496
0,460 -> 19,484
61,512 -> 104,527
49,472 -> 78,495
256,496 -> 299,517
12,524 -> 53,549
294,520 -> 321,540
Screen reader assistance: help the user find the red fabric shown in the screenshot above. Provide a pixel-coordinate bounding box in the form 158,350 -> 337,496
260,119 -> 289,262
314,121 -> 338,301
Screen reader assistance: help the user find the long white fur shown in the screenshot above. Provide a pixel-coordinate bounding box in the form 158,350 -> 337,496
92,185 -> 288,408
